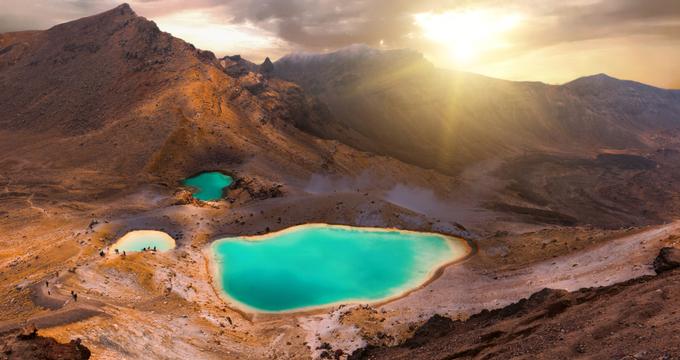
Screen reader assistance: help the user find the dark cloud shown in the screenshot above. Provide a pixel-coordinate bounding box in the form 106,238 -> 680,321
523,0 -> 680,48
211,0 -> 680,51
218,0 -> 463,49
578,0 -> 680,22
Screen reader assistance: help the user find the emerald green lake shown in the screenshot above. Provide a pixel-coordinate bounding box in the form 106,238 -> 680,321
183,172 -> 233,201
111,230 -> 176,253
210,224 -> 469,312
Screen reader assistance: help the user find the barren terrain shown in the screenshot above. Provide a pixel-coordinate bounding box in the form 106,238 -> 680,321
2,4 -> 680,360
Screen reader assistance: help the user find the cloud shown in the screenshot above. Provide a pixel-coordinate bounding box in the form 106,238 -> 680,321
217,0 -> 461,49
1,0 -> 680,86
4,0 -> 680,52
212,0 -> 680,53
3,0 -> 680,48
519,0 -> 680,48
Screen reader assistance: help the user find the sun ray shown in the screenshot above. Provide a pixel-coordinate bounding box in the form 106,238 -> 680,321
414,9 -> 523,65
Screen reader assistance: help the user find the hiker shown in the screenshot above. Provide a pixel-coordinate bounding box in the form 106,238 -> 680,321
45,280 -> 49,288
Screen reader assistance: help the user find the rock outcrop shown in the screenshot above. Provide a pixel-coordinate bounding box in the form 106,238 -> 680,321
653,247 -> 680,273
220,54 -> 258,77
259,57 -> 274,74
0,325 -> 91,359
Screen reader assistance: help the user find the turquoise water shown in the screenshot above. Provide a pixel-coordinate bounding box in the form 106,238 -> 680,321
183,172 -> 233,201
111,230 -> 176,253
210,225 -> 467,312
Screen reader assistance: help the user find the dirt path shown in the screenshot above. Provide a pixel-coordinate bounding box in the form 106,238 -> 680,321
25,192 -> 50,217
0,276 -> 106,333
0,307 -> 104,333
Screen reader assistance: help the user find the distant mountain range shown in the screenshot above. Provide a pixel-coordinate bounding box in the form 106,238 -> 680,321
275,45 -> 680,174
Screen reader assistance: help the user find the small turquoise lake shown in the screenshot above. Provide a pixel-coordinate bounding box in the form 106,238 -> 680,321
111,230 -> 176,253
183,172 -> 233,201
210,224 -> 470,312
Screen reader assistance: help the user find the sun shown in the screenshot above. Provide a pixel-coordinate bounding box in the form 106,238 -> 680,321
414,9 -> 522,65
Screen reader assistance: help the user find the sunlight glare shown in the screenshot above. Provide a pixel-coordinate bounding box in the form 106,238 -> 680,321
414,9 -> 522,64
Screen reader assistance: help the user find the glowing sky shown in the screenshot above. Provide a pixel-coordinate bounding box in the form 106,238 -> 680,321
2,0 -> 680,88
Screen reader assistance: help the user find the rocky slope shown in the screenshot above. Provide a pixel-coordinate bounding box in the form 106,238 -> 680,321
0,3 -> 358,188
352,247 -> 680,359
274,46 -> 680,228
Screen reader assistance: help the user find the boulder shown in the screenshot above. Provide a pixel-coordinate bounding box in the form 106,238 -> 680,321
653,247 -> 680,274
240,72 -> 266,94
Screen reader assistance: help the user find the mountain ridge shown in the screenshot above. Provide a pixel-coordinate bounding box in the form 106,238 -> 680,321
278,44 -> 680,91
0,3 -> 351,185
273,45 -> 680,174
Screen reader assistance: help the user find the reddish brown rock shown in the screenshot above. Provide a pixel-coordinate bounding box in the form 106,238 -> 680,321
0,326 -> 91,359
653,247 -> 680,274
351,255 -> 680,359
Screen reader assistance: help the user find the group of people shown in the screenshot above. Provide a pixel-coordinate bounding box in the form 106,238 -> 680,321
105,246 -> 156,254
42,242 -> 161,306
94,245 -> 159,261
50,243 -> 159,304
45,277 -> 78,301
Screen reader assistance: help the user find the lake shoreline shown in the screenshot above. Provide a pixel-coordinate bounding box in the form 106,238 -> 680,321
204,223 -> 474,316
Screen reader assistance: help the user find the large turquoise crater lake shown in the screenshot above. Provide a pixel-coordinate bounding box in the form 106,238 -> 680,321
209,224 -> 470,312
